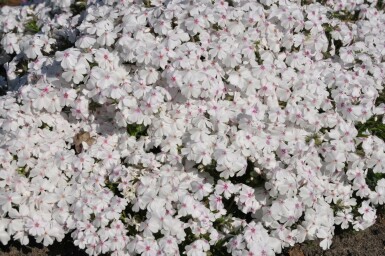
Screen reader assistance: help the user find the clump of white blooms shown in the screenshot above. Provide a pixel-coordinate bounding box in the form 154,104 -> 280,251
1,0 -> 385,255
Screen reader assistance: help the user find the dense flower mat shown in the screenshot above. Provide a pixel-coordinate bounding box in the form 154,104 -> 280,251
1,0 -> 385,255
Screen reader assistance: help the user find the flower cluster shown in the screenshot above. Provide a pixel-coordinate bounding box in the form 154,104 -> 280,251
1,0 -> 385,255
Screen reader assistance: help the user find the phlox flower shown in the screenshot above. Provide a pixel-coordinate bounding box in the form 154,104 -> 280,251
180,72 -> 202,98
185,16 -> 205,35
208,194 -> 224,211
158,236 -> 179,255
54,150 -> 73,172
28,87 -> 52,112
370,179 -> 385,205
190,181 -> 212,201
59,88 -> 77,107
95,235 -> 111,255
358,201 -> 376,223
165,29 -> 190,49
75,35 -> 96,49
109,235 -> 126,251
0,219 -> 10,245
25,215 -> 47,237
94,48 -> 117,70
41,35 -> 56,53
317,227 -> 333,250
248,241 -> 276,256
55,48 -> 80,69
366,151 -> 385,173
223,48 -> 242,68
213,147 -> 234,167
335,211 -> 353,229
97,31 -> 118,47
139,68 -> 159,85
0,191 -> 21,213
62,62 -> 88,84
237,185 -> 261,213
70,96 -> 89,119
215,180 -> 236,199
35,221 -> 65,246
185,239 -> 210,256
135,46 -> 153,65
136,238 -> 159,256
352,179 -> 371,198
226,235 -> 245,254
1,33 -> 20,54
22,36 -> 44,59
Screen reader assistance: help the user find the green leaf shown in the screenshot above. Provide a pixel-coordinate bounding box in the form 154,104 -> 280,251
127,123 -> 148,139
25,19 -> 40,34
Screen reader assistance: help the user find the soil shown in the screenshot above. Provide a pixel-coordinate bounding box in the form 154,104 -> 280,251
0,0 -> 23,7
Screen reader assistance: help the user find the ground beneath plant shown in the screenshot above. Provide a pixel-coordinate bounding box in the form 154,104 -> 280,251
1,214 -> 385,256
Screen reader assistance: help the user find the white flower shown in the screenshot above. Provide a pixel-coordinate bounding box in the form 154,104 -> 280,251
25,215 -> 47,237
1,33 -> 20,54
75,35 -> 96,49
94,48 -> 116,70
136,238 -> 159,256
55,48 -> 80,69
22,36 -> 44,59
0,219 -> 11,245
185,239 -> 210,256
59,88 -> 77,107
62,62 -> 88,84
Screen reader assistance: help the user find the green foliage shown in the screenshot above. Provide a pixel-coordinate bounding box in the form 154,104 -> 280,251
357,87 -> 384,140
191,34 -> 200,43
356,88 -> 385,140
376,86 -> 385,106
0,85 -> 6,97
0,51 -> 7,96
143,0 -> 152,7
354,87 -> 385,193
224,94 -> 234,101
322,23 -> 342,57
38,122 -> 53,131
327,10 -> 360,22
52,36 -> 74,52
254,41 -> 263,65
212,23 -> 222,31
331,199 -> 351,213
25,19 -> 40,34
171,17 -> 178,29
366,169 -> 385,191
15,59 -> 29,76
306,133 -> 323,146
88,100 -> 102,111
127,123 -> 148,139
356,116 -> 385,140
231,160 -> 265,188
376,0 -> 385,10
278,101 -> 287,108
70,0 -> 87,16
17,166 -> 28,177
208,241 -> 232,256
224,0 -> 234,7
105,178 -> 122,196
